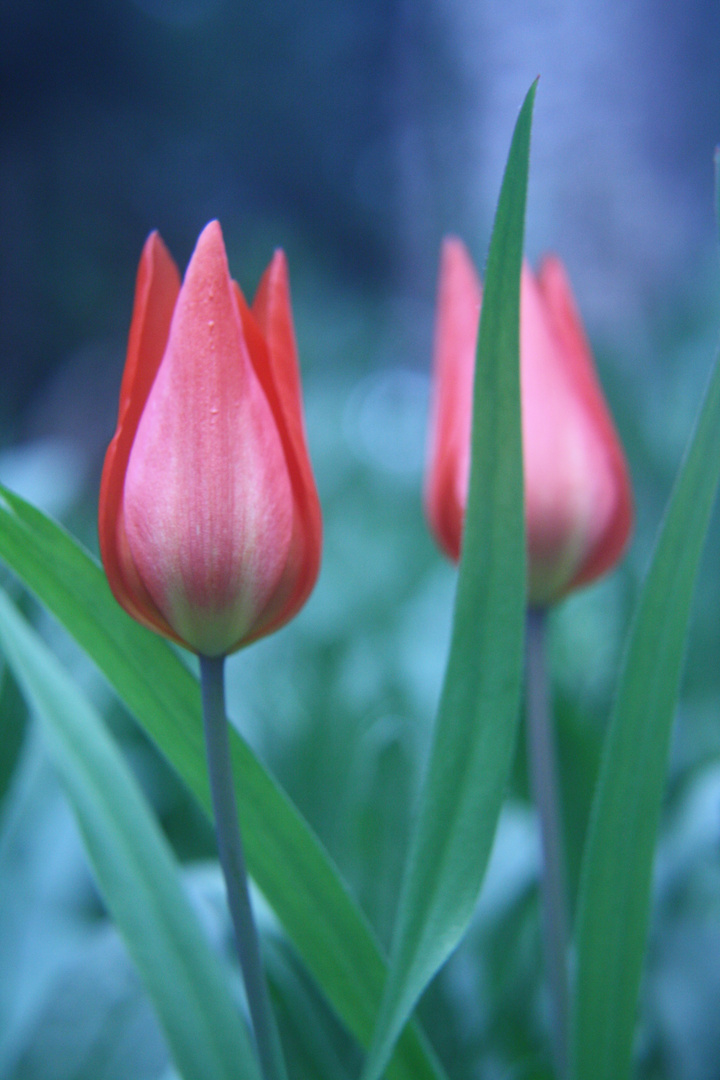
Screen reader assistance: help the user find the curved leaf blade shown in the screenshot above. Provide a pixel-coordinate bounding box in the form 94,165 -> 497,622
0,484 -> 444,1080
361,80 -> 536,1080
0,589 -> 259,1080
572,349 -> 720,1080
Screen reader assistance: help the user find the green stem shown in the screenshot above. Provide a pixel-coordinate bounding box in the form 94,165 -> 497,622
199,655 -> 287,1080
525,608 -> 570,1079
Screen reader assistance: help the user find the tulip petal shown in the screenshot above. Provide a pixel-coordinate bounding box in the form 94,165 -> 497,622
424,237 -> 481,561
520,261 -> 607,601
232,252 -> 322,641
122,222 -> 293,656
99,231 -> 183,643
536,256 -> 633,592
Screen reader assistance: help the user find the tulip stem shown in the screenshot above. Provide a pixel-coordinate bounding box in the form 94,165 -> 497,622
525,608 -> 570,1080
199,655 -> 287,1080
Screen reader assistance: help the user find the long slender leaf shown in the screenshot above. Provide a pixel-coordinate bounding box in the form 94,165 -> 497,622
572,348 -> 720,1080
0,588 -> 259,1080
361,81 -> 535,1080
0,484 -> 444,1080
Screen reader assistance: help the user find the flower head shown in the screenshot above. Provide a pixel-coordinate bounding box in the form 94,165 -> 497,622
100,221 -> 321,656
425,237 -> 632,605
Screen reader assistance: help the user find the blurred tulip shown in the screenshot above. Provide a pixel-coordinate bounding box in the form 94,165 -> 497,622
100,220 -> 321,656
425,236 -> 632,604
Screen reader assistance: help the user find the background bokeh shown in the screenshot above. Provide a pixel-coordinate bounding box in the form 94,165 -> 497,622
1,2 -> 720,1078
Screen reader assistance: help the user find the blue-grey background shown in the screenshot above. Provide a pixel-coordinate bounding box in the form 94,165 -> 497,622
2,0 -> 720,435
1,2 -> 720,1079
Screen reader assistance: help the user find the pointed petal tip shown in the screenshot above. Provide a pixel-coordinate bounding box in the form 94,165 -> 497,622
198,218 -> 222,240
438,235 -> 481,304
441,233 -> 465,252
182,220 -> 234,300
259,248 -> 290,301
536,252 -> 575,309
189,220 -> 228,271
440,234 -> 472,272
253,246 -> 294,327
537,251 -> 567,281
140,229 -> 174,270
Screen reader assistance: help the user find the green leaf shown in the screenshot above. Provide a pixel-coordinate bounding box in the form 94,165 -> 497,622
571,348 -> 720,1080
0,485 -> 445,1080
361,81 -> 535,1080
0,588 -> 259,1080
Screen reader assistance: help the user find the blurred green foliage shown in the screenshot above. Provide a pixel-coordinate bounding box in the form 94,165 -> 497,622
1,191 -> 719,1079
2,0 -> 720,1073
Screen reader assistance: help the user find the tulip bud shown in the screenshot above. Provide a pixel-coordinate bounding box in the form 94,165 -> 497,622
100,221 -> 322,656
425,237 -> 632,605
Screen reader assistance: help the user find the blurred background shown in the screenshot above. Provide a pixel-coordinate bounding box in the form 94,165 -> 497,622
1,1 -> 720,1078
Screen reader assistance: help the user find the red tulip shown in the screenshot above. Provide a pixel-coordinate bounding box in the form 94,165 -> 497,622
425,237 -> 632,605
99,221 -> 322,656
